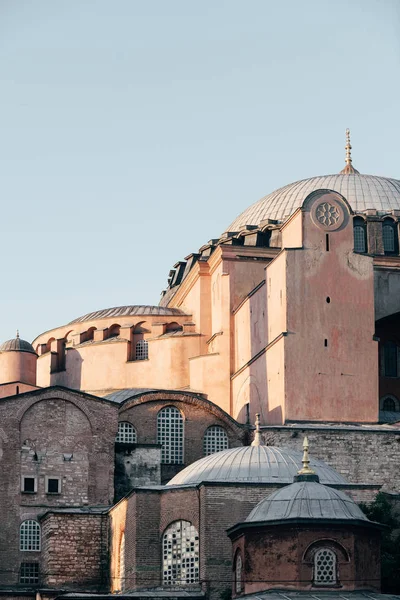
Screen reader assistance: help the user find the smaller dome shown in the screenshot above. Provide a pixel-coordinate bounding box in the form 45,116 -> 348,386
0,336 -> 36,354
167,446 -> 347,486
246,481 -> 369,523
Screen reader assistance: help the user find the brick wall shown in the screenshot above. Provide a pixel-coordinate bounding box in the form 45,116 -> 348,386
114,445 -> 161,501
259,425 -> 400,492
40,512 -> 108,590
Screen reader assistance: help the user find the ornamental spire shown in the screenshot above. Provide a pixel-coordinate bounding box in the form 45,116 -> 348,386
251,413 -> 264,447
297,436 -> 315,475
16,329 -> 20,339
340,128 -> 359,174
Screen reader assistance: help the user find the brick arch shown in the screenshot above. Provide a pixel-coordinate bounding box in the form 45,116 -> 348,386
118,391 -> 244,436
303,538 -> 350,563
16,389 -> 95,433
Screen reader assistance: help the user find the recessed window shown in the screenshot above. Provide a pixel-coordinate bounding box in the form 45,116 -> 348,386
115,422 -> 137,444
20,520 -> 41,552
383,342 -> 398,377
157,406 -> 184,464
383,221 -> 398,255
381,395 -> 399,412
135,339 -> 148,360
353,218 -> 367,253
326,297 -> 331,303
203,425 -> 229,456
20,562 -> 39,584
46,477 -> 61,494
314,548 -> 337,586
324,339 -> 328,347
162,520 -> 199,585
235,552 -> 243,594
21,476 -> 37,494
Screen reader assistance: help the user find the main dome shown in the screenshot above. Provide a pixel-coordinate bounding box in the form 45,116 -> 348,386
227,173 -> 400,231
167,446 -> 347,486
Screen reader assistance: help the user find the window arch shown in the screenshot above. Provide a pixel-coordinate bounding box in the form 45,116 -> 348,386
203,425 -> 229,456
235,552 -> 243,594
353,218 -> 367,253
383,219 -> 398,255
119,533 -> 125,590
383,341 -> 398,377
162,520 -> 199,585
108,324 -> 121,338
157,406 -> 184,464
380,395 -> 399,412
314,548 -> 337,586
135,339 -> 148,360
115,422 -> 137,444
20,520 -> 41,552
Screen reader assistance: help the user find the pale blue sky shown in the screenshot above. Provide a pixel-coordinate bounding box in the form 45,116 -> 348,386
0,0 -> 399,342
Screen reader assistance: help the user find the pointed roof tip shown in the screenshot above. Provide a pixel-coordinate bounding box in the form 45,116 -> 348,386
296,435 -> 317,477
251,413 -> 264,447
16,329 -> 20,339
340,128 -> 360,174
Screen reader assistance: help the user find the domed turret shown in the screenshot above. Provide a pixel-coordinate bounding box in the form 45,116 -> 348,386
0,331 -> 37,387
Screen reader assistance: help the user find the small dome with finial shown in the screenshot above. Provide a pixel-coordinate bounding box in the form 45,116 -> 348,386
0,331 -> 36,354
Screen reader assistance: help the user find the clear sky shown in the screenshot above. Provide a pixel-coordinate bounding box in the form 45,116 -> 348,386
0,0 -> 399,342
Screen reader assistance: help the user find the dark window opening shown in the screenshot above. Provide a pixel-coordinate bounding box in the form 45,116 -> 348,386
324,339 -> 328,347
326,297 -> 331,303
325,233 -> 330,252
353,218 -> 367,253
384,342 -> 398,377
22,478 -> 35,493
47,478 -> 60,494
383,397 -> 396,412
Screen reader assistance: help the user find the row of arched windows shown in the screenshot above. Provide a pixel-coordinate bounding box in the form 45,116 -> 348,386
115,408 -> 229,463
354,217 -> 399,254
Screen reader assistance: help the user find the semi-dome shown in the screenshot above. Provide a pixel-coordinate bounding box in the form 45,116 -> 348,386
167,446 -> 347,486
69,304 -> 188,324
227,173 -> 400,232
246,481 -> 369,523
0,334 -> 36,354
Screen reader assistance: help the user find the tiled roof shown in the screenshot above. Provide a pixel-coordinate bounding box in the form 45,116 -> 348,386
69,305 -> 188,324
0,337 -> 36,354
227,173 -> 400,231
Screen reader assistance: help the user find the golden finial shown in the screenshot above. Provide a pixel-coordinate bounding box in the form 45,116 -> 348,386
16,330 -> 20,339
297,436 -> 316,475
340,128 -> 359,174
251,413 -> 264,447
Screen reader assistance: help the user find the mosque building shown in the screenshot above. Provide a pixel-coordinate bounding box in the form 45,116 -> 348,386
0,131 -> 400,598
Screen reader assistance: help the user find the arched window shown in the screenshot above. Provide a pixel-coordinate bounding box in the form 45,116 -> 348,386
157,407 -> 184,464
119,533 -> 125,590
353,218 -> 367,253
235,552 -> 243,594
314,548 -> 337,586
203,425 -> 229,456
20,520 -> 41,552
115,422 -> 137,444
135,339 -> 148,360
383,397 -> 396,411
383,342 -> 398,377
162,520 -> 199,585
383,220 -> 398,255
108,324 -> 121,338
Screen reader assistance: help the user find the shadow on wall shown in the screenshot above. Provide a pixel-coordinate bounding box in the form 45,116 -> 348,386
50,348 -> 83,390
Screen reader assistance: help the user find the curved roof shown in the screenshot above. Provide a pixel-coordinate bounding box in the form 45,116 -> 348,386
167,446 -> 347,486
246,481 -> 369,523
0,336 -> 36,354
227,173 -> 400,231
69,305 -> 188,324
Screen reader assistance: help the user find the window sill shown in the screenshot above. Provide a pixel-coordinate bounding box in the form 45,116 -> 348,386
21,491 -> 36,495
127,359 -> 150,363
46,492 -> 61,496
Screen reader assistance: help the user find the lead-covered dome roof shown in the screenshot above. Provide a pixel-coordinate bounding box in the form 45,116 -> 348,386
167,446 -> 347,486
227,173 -> 400,232
69,305 -> 188,324
0,335 -> 36,354
246,481 -> 369,523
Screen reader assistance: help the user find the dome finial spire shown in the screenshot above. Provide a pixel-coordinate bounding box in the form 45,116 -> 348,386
16,329 -> 19,339
251,413 -> 264,446
340,128 -> 359,174
294,436 -> 320,482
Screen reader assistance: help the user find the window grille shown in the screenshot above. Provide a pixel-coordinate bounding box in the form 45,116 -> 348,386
354,225 -> 366,253
235,553 -> 243,593
20,520 -> 41,552
119,534 -> 125,590
314,548 -> 337,585
383,225 -> 395,253
116,422 -> 137,444
203,425 -> 229,456
162,520 -> 199,585
135,339 -> 148,360
383,397 -> 397,411
384,342 -> 398,377
20,562 -> 39,584
157,407 -> 184,464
